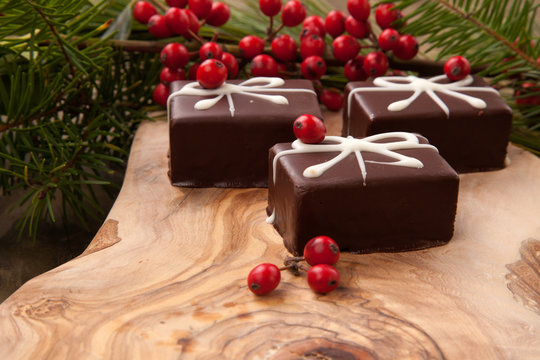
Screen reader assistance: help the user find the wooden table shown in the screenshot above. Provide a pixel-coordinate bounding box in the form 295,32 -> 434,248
1,112 -> 539,359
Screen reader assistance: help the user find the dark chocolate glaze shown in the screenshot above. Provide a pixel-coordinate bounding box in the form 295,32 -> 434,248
343,76 -> 513,173
267,136 -> 459,255
168,79 -> 322,187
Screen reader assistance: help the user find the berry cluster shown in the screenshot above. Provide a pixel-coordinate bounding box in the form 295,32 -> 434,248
248,235 -> 341,295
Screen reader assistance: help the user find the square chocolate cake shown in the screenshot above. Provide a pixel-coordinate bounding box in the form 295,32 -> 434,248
267,133 -> 459,255
343,75 -> 513,173
168,77 -> 322,187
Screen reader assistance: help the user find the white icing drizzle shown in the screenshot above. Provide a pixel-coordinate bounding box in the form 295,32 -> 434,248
167,77 -> 317,118
266,209 -> 275,224
346,75 -> 499,133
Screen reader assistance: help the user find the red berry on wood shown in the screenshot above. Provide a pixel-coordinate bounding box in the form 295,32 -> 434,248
325,10 -> 346,38
332,35 -> 360,62
160,43 -> 189,70
239,35 -> 265,59
153,83 -> 170,107
148,14 -> 173,38
160,67 -> 186,85
250,54 -> 278,77
167,0 -> 187,8
444,55 -> 471,81
307,264 -> 339,294
206,2 -> 230,26
303,235 -> 340,266
347,0 -> 370,22
272,34 -> 298,62
221,52 -> 239,79
197,59 -> 228,89
303,15 -> 326,37
259,0 -> 282,17
188,62 -> 200,80
300,34 -> 325,59
133,1 -> 157,24
345,16 -> 369,39
165,7 -> 190,35
188,0 -> 212,19
281,0 -> 306,27
301,55 -> 327,80
393,34 -> 418,60
344,55 -> 367,81
247,263 -> 281,295
363,51 -> 388,77
293,114 -> 326,143
199,42 -> 223,61
375,3 -> 402,29
378,28 -> 400,51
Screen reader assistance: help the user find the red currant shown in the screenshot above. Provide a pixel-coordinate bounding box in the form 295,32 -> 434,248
301,55 -> 327,80
363,51 -> 388,77
160,67 -> 186,85
166,0 -> 187,7
259,0 -> 282,17
238,35 -> 265,59
221,52 -> 239,79
165,7 -> 189,36
378,28 -> 400,51
199,42 -> 223,61
148,14 -> 173,38
303,235 -> 340,266
188,62 -> 200,80
345,16 -> 369,39
300,34 -> 325,59
188,0 -> 212,19
153,83 -> 170,107
325,10 -> 346,38
344,55 -> 367,81
320,89 -> 344,111
247,263 -> 281,295
293,114 -> 326,143
250,54 -> 278,77
206,2 -> 230,27
393,34 -> 418,60
347,0 -> 370,22
303,15 -> 326,37
444,55 -> 471,81
184,9 -> 200,37
133,1 -> 157,25
300,25 -> 323,41
281,0 -> 306,27
307,264 -> 339,294
375,3 -> 402,29
160,43 -> 189,70
332,35 -> 360,62
272,34 -> 298,62
197,59 -> 228,89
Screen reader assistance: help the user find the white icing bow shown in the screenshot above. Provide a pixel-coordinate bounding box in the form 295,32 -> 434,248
167,77 -> 316,117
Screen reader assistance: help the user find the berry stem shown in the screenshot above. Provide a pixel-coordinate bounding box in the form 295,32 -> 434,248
146,0 -> 167,13
187,29 -> 205,45
210,32 -> 219,43
265,16 -> 274,43
267,23 -> 285,43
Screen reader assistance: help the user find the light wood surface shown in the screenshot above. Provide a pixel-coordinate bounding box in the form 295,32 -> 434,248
1,112 -> 539,359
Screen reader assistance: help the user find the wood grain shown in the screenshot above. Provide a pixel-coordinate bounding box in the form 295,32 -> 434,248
1,112 -> 540,359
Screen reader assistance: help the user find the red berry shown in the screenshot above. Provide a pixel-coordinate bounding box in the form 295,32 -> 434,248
444,55 -> 471,81
188,0 -> 212,19
184,9 -> 200,37
281,0 -> 306,27
250,54 -> 278,77
300,25 -> 323,41
293,114 -> 326,143
206,2 -> 230,26
160,67 -> 186,85
221,52 -> 239,79
378,28 -> 400,51
247,263 -> 281,295
325,10 -> 346,38
303,235 -> 340,266
160,43 -> 189,70
393,34 -> 418,60
272,34 -> 298,62
166,0 -> 187,7
199,41 -> 223,61
307,264 -> 339,294
165,7 -> 190,35
301,55 -> 327,80
300,34 -> 325,59
197,59 -> 228,89
375,3 -> 402,29
303,15 -> 325,37
320,89 -> 344,111
347,0 -> 370,22
332,35 -> 360,62
344,55 -> 367,81
276,61 -> 288,77
239,35 -> 265,59
153,83 -> 170,107
259,0 -> 282,17
345,16 -> 369,39
148,14 -> 173,38
188,62 -> 200,80
133,1 -> 157,24
515,83 -> 540,106
363,51 -> 388,77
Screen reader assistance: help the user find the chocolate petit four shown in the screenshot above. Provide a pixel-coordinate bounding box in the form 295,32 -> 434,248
343,75 -> 513,173
267,132 -> 459,255
168,77 -> 322,187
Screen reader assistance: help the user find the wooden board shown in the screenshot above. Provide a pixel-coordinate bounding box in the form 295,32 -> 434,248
1,112 -> 539,359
